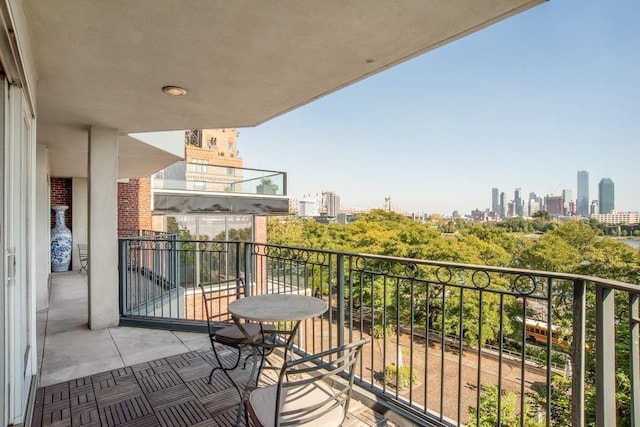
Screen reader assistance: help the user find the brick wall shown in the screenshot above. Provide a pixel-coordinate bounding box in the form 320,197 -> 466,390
50,177 -> 72,230
254,216 -> 267,243
137,177 -> 152,231
118,177 -> 152,235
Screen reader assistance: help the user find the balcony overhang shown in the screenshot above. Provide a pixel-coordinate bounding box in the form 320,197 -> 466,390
118,134 -> 184,179
42,124 -> 183,179
20,0 -> 545,176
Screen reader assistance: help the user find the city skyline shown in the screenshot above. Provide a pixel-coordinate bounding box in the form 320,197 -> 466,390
290,171 -> 627,217
490,172 -> 620,218
138,127 -> 636,216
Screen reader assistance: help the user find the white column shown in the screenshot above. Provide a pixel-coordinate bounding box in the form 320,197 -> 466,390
88,127 -> 119,329
35,143 -> 50,310
72,178 -> 88,271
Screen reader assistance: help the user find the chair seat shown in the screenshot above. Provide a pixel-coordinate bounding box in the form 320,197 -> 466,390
249,381 -> 344,427
214,322 -> 264,345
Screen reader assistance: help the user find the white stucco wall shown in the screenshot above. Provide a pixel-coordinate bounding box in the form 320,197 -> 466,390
35,144 -> 50,310
72,178 -> 88,270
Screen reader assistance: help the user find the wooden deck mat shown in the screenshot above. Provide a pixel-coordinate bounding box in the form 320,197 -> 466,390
32,345 -> 397,427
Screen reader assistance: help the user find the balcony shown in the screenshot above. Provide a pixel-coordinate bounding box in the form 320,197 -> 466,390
35,272 -> 397,426
4,1 -> 560,424
152,162 -> 289,215
115,238 -> 640,426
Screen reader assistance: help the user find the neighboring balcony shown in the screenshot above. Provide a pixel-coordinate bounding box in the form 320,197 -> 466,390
152,162 -> 288,215
118,237 -> 640,426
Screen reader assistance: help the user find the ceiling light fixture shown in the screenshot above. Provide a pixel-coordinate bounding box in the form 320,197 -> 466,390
162,86 -> 188,96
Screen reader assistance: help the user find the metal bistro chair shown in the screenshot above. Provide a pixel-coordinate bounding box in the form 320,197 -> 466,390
199,278 -> 267,397
246,338 -> 368,427
77,244 -> 88,274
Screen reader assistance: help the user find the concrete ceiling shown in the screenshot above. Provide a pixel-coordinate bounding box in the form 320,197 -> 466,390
42,124 -> 183,179
23,0 -> 545,177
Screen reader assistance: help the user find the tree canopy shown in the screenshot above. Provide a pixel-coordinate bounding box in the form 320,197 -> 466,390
267,210 -> 640,424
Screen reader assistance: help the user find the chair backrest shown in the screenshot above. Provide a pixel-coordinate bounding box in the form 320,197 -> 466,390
274,339 -> 368,426
199,278 -> 246,333
77,244 -> 88,259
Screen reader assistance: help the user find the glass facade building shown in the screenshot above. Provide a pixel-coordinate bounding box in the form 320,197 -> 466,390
598,177 -> 615,214
577,170 -> 589,217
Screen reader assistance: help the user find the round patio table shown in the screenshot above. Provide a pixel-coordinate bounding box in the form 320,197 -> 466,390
228,294 -> 328,323
228,294 -> 328,426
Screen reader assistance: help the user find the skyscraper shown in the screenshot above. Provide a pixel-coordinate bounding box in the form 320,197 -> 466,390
577,170 -> 589,217
514,188 -> 523,216
598,178 -> 615,214
491,188 -> 499,213
499,192 -> 506,218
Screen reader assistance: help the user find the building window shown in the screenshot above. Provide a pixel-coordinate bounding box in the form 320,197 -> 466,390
227,143 -> 234,151
193,181 -> 206,190
185,130 -> 202,147
191,159 -> 207,173
227,168 -> 235,176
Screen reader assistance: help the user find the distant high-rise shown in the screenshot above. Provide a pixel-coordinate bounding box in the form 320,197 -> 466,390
298,198 -> 318,217
491,188 -> 499,213
499,192 -> 506,218
598,178 -> 615,214
545,195 -> 564,217
577,171 -> 589,217
562,189 -> 573,216
514,188 -> 523,216
528,199 -> 541,217
323,191 -> 340,217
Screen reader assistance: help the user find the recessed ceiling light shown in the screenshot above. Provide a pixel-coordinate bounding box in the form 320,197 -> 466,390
366,58 -> 375,64
162,86 -> 188,96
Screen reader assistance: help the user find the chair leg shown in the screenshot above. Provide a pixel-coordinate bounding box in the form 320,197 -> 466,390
208,365 -> 215,384
210,344 -> 242,376
209,345 -> 242,400
242,348 -> 267,369
243,399 -> 250,427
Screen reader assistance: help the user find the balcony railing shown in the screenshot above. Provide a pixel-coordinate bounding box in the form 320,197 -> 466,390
118,238 -> 640,426
152,161 -> 287,196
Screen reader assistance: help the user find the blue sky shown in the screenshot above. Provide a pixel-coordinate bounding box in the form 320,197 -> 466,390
234,0 -> 640,215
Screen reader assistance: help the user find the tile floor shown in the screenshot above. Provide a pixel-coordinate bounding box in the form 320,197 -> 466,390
37,272 -> 211,388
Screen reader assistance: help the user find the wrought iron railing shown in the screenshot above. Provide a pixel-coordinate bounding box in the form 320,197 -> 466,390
118,238 -> 640,426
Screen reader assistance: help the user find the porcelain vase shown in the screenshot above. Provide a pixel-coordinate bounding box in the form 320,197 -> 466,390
51,205 -> 72,272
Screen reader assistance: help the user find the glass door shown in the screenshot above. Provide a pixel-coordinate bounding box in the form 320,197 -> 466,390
3,78 -> 34,425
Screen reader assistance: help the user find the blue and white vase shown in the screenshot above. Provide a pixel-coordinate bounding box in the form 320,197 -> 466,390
51,205 -> 72,272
